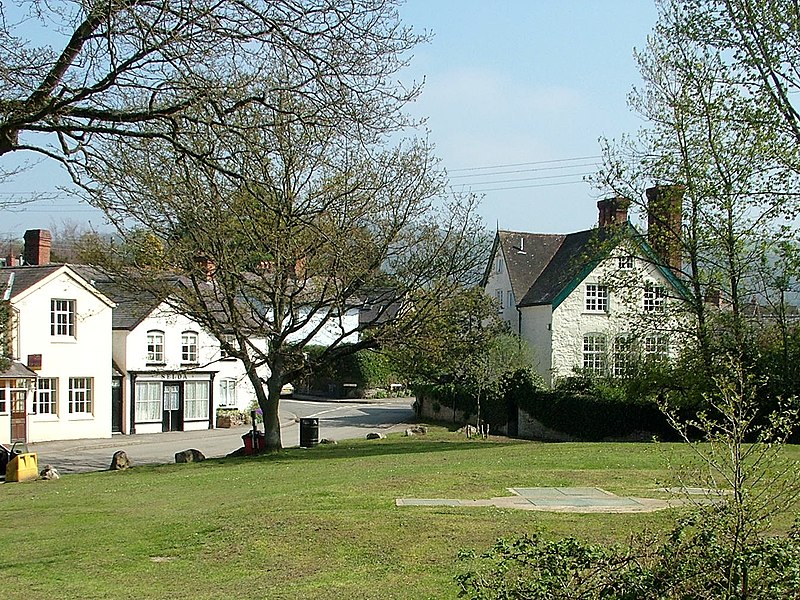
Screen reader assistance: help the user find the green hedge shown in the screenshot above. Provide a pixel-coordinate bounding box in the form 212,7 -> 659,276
415,369 -> 676,440
305,346 -> 400,392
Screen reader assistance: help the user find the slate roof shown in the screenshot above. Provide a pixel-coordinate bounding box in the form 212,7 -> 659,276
0,265 -> 64,299
489,225 -> 677,310
494,231 -> 565,302
519,228 -> 603,307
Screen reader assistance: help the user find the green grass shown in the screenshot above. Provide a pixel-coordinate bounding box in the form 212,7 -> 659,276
2,428 -> 798,599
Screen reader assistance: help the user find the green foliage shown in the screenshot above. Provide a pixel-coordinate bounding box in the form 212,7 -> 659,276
305,345 -> 399,391
457,519 -> 800,600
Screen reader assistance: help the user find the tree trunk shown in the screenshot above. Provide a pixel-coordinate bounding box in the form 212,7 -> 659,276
243,362 -> 282,451
262,374 -> 283,451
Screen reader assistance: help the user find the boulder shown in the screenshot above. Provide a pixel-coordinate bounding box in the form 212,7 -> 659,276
366,432 -> 386,440
39,464 -> 60,480
175,449 -> 205,463
110,450 -> 131,470
405,425 -> 428,436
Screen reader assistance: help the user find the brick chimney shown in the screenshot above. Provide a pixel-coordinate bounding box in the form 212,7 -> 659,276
193,255 -> 216,281
23,229 -> 52,266
646,185 -> 684,272
597,197 -> 630,228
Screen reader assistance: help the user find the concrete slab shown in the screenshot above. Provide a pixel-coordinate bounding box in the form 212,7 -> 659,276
397,486 -> 687,513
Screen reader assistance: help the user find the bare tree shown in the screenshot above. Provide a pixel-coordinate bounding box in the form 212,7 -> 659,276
83,88 -> 487,450
0,0 -> 424,180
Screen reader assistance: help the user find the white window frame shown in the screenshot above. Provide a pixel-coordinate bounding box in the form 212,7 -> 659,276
618,255 -> 635,270
68,377 -> 93,414
146,330 -> 165,363
184,380 -> 209,420
0,388 -> 6,413
583,333 -> 607,374
612,335 -> 633,377
35,378 -> 58,414
219,378 -> 238,408
181,331 -> 199,364
219,334 -> 236,360
496,257 -> 504,274
585,284 -> 609,313
135,381 -> 162,422
506,289 -> 514,309
644,283 -> 666,312
51,299 -> 76,337
643,335 -> 669,360
495,289 -> 504,311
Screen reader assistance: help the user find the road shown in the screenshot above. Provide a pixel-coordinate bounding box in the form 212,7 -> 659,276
25,397 -> 415,475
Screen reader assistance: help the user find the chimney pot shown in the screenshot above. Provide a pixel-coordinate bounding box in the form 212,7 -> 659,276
23,229 -> 52,266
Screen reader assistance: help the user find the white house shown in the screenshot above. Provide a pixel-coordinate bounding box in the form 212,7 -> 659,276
80,277 -> 266,435
483,192 -> 687,387
1,236 -> 115,444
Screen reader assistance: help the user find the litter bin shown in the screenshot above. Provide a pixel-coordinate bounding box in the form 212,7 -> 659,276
242,430 -> 266,455
299,417 -> 319,448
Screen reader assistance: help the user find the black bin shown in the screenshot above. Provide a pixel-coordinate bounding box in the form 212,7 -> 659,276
299,417 -> 319,448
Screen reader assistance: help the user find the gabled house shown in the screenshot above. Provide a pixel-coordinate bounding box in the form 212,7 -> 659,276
483,192 -> 687,386
79,277 -> 266,435
0,241 -> 115,443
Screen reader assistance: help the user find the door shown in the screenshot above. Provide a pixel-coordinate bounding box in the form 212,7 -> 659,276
162,384 -> 183,432
111,378 -> 122,433
10,390 -> 27,443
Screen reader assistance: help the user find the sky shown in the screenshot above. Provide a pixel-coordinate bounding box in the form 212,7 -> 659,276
0,1 -> 659,240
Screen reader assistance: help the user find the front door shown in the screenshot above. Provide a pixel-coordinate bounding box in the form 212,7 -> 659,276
162,384 -> 182,432
10,390 -> 27,443
111,378 -> 122,433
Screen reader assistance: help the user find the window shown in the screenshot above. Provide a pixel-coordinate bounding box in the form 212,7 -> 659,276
219,378 -> 237,407
181,331 -> 198,363
496,257 -> 504,274
495,289 -> 504,310
613,336 -> 634,377
135,381 -> 161,422
51,299 -> 75,336
146,330 -> 165,363
0,389 -> 5,413
507,290 -> 514,309
643,335 -> 668,361
618,255 -> 634,270
583,334 -> 607,374
585,284 -> 609,313
36,378 -> 58,414
644,283 -> 666,312
184,381 -> 209,420
68,377 -> 93,413
219,334 -> 236,359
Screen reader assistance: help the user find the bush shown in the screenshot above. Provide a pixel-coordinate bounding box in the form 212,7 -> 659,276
457,518 -> 800,599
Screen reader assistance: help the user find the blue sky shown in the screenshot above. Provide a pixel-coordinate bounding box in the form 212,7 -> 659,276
1,1 -> 658,238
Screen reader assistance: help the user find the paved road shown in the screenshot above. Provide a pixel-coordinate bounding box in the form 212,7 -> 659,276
25,397 -> 415,475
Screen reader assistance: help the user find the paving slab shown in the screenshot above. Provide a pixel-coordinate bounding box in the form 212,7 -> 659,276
397,486 -> 687,513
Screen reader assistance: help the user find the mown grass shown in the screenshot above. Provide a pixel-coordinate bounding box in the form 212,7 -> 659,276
3,428 -> 798,599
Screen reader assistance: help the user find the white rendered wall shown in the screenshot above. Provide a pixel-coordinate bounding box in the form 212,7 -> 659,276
519,304 -> 554,385
14,270 -> 113,442
483,248 -> 518,332
550,248 -> 680,381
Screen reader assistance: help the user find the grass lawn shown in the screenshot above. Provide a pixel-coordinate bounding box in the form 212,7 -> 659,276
3,428 -> 798,599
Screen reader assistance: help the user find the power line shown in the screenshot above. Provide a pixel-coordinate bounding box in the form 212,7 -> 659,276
447,155 -> 602,173
449,161 -> 599,180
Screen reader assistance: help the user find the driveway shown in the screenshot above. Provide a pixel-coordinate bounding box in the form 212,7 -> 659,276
25,397 -> 414,475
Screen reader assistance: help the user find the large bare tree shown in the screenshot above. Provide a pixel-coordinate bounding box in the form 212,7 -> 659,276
0,0 -> 423,177
82,87 -> 487,450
